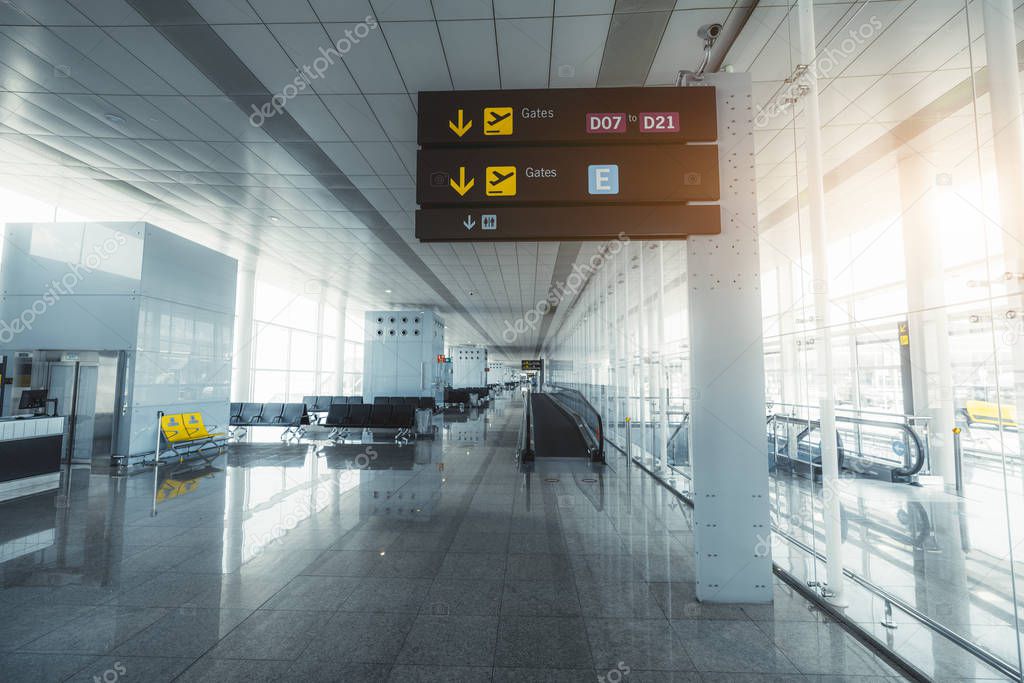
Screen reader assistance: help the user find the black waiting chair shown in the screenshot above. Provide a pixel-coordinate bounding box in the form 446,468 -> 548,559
341,404 -> 372,431
277,403 -> 308,441
367,404 -> 393,429
259,403 -> 285,424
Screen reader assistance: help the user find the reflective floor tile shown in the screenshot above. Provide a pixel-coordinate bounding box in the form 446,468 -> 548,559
501,580 -> 581,616
302,611 -> 416,663
261,574 -> 360,611
585,617 -> 697,672
387,664 -> 492,681
395,614 -> 498,666
340,577 -> 433,613
422,578 -> 504,616
494,616 -> 593,669
205,609 -> 324,660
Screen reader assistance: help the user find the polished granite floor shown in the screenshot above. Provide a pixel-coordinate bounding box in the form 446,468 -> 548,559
0,396 -> 905,682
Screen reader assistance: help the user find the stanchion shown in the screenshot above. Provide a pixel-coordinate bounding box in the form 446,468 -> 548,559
952,427 -> 964,496
151,410 -> 163,517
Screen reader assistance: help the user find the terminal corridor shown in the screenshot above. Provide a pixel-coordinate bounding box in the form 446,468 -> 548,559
0,396 -> 900,682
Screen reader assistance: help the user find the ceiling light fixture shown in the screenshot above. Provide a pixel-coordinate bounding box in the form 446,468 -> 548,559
268,216 -> 279,223
103,113 -> 126,125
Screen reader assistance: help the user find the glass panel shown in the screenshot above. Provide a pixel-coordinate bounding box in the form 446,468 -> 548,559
254,323 -> 289,370
290,331 -> 316,372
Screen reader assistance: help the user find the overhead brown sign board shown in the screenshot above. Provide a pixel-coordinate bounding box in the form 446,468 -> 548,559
418,87 -> 717,146
415,86 -> 721,242
417,145 -> 719,206
521,360 -> 543,371
416,205 -> 722,242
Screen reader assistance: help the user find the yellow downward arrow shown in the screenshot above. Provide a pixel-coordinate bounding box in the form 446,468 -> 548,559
448,109 -> 472,137
449,166 -> 474,196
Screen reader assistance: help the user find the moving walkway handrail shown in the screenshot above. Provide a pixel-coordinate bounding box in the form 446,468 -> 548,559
518,390 -> 534,461
768,412 -> 926,477
547,384 -> 604,462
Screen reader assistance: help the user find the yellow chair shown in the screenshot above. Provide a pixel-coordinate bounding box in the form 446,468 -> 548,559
160,413 -> 188,442
157,411 -> 227,464
964,399 -> 1017,430
182,412 -> 226,440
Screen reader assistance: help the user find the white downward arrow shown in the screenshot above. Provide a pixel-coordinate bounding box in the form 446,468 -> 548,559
463,215 -> 476,230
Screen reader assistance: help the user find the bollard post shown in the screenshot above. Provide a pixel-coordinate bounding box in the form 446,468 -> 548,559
880,599 -> 898,629
952,427 -> 964,496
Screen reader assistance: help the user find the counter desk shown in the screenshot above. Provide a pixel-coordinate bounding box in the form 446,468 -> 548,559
0,416 -> 65,502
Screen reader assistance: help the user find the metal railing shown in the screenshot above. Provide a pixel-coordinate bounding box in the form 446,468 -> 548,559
768,403 -> 929,479
517,391 -> 534,461
547,384 -> 604,462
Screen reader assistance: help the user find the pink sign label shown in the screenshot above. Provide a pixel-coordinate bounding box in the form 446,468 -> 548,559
586,112 -> 627,134
639,112 -> 680,133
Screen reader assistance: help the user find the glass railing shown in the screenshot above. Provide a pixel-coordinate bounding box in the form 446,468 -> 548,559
552,380 -> 1015,678
546,384 -> 604,461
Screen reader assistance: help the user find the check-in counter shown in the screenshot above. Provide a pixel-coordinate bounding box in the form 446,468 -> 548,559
0,416 -> 65,502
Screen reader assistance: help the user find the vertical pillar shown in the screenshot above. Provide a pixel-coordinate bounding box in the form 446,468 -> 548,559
980,3 -> 1024,668
603,264 -> 613,431
638,243 -> 649,461
982,0 -> 1024,466
798,0 -> 844,604
609,264 -> 620,444
686,72 -> 771,602
897,151 -> 955,483
623,243 -> 633,454
656,243 -> 668,469
777,263 -> 802,406
335,292 -> 347,394
314,281 -> 326,394
232,265 -> 256,402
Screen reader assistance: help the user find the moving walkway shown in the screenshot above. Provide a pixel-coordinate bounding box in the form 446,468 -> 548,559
518,387 -> 604,463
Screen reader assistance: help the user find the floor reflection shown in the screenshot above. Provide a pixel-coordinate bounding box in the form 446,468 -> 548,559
0,396 -> 908,681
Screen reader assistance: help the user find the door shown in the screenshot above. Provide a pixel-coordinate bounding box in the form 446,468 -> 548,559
72,364 -> 98,462
45,354 -> 121,465
46,362 -> 77,463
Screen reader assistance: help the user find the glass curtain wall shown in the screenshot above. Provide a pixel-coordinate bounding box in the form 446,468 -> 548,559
232,277 -> 364,402
545,1 -> 1024,677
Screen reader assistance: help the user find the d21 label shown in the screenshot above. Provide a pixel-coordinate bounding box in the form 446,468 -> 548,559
585,112 -> 681,135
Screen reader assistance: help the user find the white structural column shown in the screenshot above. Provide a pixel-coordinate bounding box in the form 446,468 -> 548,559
598,264 -> 606,423
686,72 -> 771,602
798,0 -> 844,603
232,264 -> 256,402
656,243 -> 668,469
623,242 -> 634,455
982,0 -> 1024,468
898,151 -> 954,483
776,265 -> 802,406
611,263 -> 622,444
638,243 -> 649,460
334,292 -> 347,394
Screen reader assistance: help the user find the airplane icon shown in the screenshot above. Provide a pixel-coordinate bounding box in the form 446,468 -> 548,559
484,107 -> 513,135
490,170 -> 514,185
485,166 -> 517,196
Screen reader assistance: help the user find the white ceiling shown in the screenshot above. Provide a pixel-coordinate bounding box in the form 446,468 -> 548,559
0,0 -> 1018,359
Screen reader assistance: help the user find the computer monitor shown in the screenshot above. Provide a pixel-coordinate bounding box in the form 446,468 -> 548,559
18,389 -> 48,411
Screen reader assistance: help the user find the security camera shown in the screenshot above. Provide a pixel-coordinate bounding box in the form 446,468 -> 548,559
698,23 -> 723,42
